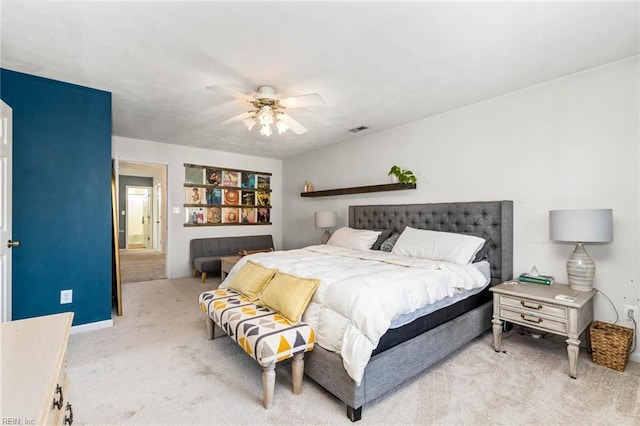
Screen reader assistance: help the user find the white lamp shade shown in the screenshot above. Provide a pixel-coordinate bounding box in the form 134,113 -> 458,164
549,209 -> 613,243
315,211 -> 337,229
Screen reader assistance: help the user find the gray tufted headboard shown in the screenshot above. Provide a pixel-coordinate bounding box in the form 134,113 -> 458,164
349,200 -> 513,284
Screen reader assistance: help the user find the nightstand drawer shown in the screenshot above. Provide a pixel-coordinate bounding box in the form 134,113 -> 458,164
500,294 -> 567,319
500,307 -> 568,334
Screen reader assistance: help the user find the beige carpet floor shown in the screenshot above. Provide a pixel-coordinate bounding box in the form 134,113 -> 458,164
119,249 -> 167,283
68,277 -> 640,425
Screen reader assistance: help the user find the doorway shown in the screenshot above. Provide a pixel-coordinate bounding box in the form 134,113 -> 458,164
117,161 -> 168,283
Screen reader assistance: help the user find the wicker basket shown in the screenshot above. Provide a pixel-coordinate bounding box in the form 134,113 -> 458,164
589,321 -> 633,372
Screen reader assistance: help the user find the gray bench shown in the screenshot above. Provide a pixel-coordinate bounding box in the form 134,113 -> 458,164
190,235 -> 274,282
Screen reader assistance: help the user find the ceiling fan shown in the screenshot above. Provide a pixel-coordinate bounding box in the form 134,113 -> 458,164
208,85 -> 324,136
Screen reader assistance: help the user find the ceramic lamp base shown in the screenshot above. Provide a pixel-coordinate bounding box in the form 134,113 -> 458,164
321,229 -> 332,244
567,243 -> 595,292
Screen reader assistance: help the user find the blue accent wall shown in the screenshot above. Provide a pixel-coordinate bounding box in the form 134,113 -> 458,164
1,68 -> 112,325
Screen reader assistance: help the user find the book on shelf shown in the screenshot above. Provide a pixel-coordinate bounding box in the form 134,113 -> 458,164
518,273 -> 555,285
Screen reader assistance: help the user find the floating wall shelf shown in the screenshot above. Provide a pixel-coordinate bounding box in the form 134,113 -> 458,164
300,183 -> 416,198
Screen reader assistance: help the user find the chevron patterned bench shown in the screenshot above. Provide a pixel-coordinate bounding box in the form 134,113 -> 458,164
199,288 -> 315,408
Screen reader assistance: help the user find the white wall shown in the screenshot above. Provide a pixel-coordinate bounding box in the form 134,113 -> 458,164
283,57 -> 639,354
113,137 -> 283,278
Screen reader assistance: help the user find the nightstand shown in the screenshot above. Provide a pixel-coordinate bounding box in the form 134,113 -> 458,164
220,255 -> 242,280
490,281 -> 596,379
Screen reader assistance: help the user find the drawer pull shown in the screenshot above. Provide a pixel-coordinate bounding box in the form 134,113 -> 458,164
520,314 -> 543,324
52,384 -> 64,410
64,402 -> 74,425
520,301 -> 542,310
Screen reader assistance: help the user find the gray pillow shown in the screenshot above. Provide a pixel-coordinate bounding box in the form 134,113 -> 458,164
380,233 -> 400,252
371,229 -> 393,250
474,237 -> 492,262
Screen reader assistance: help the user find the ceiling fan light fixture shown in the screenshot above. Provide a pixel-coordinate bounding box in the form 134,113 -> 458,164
259,124 -> 272,137
216,85 -> 317,136
258,106 -> 273,126
243,116 -> 257,131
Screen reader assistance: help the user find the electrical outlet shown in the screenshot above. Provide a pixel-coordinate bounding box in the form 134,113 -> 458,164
60,289 -> 73,304
624,305 -> 639,324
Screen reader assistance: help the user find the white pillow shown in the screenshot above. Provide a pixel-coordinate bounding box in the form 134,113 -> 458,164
391,227 -> 485,265
327,227 -> 382,251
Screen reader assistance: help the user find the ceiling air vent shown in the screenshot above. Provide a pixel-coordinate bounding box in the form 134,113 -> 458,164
349,126 -> 369,133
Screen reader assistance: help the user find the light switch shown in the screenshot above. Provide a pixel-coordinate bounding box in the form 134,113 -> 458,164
173,207 -> 181,214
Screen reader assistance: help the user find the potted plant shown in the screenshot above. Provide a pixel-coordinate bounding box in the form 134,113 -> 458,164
388,165 -> 417,184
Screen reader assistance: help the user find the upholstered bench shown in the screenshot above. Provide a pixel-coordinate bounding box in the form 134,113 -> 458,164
199,288 -> 316,408
190,235 -> 274,283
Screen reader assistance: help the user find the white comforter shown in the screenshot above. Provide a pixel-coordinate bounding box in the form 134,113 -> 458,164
222,245 -> 487,385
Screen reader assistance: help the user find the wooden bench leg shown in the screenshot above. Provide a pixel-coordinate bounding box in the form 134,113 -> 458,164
200,272 -> 207,283
193,269 -> 199,278
292,353 -> 304,395
262,362 -> 276,409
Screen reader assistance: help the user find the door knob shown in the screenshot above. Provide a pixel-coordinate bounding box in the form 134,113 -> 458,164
7,240 -> 21,248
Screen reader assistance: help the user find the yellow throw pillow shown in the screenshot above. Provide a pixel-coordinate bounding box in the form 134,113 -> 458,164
227,260 -> 278,301
259,271 -> 320,323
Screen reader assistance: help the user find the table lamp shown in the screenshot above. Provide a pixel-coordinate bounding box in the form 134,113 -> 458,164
315,211 -> 337,244
549,209 -> 613,292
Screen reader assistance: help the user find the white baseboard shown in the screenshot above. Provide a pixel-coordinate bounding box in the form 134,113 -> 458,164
70,319 -> 113,334
630,352 -> 640,364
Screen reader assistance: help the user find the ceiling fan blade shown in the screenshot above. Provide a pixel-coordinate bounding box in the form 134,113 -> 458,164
206,85 -> 255,104
278,113 -> 308,135
279,93 -> 325,109
221,111 -> 254,125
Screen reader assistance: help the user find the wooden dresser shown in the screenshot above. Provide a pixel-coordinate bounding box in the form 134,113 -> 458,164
1,312 -> 74,425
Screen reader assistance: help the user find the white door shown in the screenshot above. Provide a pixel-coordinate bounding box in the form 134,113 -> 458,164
155,183 -> 162,252
1,101 -> 13,322
142,188 -> 151,248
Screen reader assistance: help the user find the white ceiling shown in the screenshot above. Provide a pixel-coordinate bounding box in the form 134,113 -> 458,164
1,1 -> 638,159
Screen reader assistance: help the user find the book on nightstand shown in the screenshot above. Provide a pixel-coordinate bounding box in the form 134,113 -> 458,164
519,273 -> 555,285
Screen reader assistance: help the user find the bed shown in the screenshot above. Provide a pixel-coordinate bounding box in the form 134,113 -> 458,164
303,201 -> 513,421
222,200 -> 513,421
